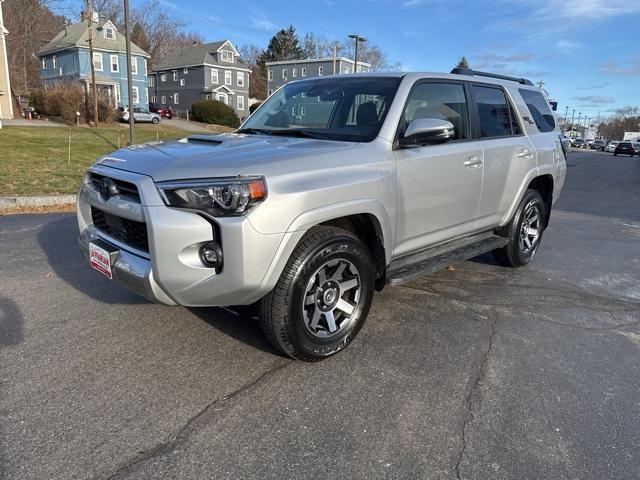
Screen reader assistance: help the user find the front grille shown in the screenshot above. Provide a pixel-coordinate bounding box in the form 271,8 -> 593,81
91,206 -> 149,252
89,173 -> 141,203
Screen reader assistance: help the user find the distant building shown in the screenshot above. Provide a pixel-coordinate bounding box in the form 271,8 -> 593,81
623,131 -> 640,142
266,58 -> 371,95
150,40 -> 250,119
0,0 -> 13,119
38,14 -> 150,107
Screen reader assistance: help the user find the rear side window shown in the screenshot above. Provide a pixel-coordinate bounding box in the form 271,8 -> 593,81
519,89 -> 556,132
472,85 -> 521,138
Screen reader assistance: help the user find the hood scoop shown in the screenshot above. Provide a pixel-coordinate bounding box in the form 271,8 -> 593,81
186,135 -> 224,146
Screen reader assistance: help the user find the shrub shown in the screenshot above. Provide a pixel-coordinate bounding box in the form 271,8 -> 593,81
191,99 -> 240,128
37,83 -> 115,124
28,90 -> 45,112
249,101 -> 262,114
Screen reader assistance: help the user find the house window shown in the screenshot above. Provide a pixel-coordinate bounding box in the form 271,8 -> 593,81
292,68 -> 297,78
173,93 -> 179,104
161,95 -> 166,104
132,86 -> 139,104
216,93 -> 227,104
319,66 -> 324,76
160,73 -> 166,82
300,106 -> 306,116
172,70 -> 178,81
149,76 -> 155,87
180,78 -> 185,86
268,70 -> 273,81
52,56 -> 57,69
221,50 -> 234,62
42,57 -> 46,70
224,70 -> 232,85
237,96 -> 245,110
105,27 -> 114,39
110,55 -> 119,73
128,58 -> 137,75
143,59 -> 147,74
268,89 -> 273,96
151,95 -> 156,103
183,67 -> 188,74
114,83 -> 121,102
93,52 -> 103,71
282,69 -> 287,80
236,71 -> 244,86
211,68 -> 218,84
343,67 -> 349,74
301,67 -> 306,77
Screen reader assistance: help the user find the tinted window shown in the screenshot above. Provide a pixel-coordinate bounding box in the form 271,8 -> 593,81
519,89 -> 556,132
402,82 -> 470,140
472,85 -> 520,138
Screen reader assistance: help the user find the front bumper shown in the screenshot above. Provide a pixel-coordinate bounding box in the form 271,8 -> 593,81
77,165 -> 296,307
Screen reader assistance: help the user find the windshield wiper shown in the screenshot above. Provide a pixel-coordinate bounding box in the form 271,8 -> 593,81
236,128 -> 273,135
268,129 -> 329,140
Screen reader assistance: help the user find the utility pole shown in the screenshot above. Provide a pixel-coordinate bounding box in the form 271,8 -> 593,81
564,106 -> 569,130
86,0 -> 98,126
124,0 -> 135,144
570,109 -> 575,138
576,112 -> 582,137
332,44 -> 337,75
348,34 -> 366,73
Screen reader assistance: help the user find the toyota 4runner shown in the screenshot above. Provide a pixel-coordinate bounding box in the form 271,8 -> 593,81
78,68 -> 566,361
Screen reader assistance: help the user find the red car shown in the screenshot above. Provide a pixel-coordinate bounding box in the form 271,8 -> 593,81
149,103 -> 173,119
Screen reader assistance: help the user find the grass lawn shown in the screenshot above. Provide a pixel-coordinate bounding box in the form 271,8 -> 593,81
0,123 -> 231,196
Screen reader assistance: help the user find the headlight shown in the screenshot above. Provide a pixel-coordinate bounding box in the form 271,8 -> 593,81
158,177 -> 267,216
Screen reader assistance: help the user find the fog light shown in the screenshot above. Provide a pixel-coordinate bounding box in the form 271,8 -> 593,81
200,242 -> 223,269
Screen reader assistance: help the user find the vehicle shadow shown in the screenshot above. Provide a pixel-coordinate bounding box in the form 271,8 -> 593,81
189,305 -> 287,357
0,295 -> 24,478
37,214 -> 145,305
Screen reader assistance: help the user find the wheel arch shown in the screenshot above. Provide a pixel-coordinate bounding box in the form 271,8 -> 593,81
527,175 -> 554,228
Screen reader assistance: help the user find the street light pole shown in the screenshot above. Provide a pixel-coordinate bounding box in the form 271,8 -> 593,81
124,0 -> 135,145
564,105 -> 569,130
570,109 -> 575,138
576,112 -> 582,137
348,34 -> 366,73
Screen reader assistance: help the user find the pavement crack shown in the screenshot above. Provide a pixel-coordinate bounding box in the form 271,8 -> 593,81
105,359 -> 291,480
454,310 -> 498,480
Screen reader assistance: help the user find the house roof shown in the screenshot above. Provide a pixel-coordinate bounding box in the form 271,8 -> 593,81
153,40 -> 243,70
38,20 -> 150,57
266,57 -> 372,67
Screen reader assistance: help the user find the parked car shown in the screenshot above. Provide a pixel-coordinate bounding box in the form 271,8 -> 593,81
605,141 -> 619,153
78,70 -> 566,361
632,143 -> 640,155
559,135 -> 572,151
118,106 -> 161,124
590,140 -> 606,151
571,138 -> 586,148
149,103 -> 173,119
614,142 -> 635,156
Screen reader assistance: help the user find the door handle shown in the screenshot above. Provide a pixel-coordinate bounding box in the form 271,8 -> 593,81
464,155 -> 483,167
517,148 -> 535,159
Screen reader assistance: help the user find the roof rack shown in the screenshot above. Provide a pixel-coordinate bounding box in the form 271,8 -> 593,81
450,67 -> 534,86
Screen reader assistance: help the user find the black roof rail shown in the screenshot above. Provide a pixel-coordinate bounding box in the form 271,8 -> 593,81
450,67 -> 534,86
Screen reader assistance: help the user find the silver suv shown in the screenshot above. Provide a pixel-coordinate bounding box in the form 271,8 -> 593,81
77,69 -> 566,361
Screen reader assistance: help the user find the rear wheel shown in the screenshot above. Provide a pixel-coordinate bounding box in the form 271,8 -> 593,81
493,189 -> 546,267
260,226 -> 375,361
152,117 -> 159,124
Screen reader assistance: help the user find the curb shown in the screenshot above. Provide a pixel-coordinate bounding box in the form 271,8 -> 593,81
0,194 -> 77,210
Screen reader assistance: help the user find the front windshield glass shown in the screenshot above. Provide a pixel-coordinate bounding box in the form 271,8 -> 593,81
240,76 -> 402,142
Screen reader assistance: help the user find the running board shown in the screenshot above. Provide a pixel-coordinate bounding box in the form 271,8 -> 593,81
386,233 -> 509,286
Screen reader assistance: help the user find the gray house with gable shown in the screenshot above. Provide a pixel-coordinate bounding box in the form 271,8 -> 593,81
266,58 -> 371,96
150,40 -> 250,119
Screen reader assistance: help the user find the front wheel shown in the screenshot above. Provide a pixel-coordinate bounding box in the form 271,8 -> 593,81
260,226 -> 375,361
493,189 -> 546,267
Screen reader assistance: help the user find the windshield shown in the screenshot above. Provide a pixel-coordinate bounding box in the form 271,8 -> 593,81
240,76 -> 402,142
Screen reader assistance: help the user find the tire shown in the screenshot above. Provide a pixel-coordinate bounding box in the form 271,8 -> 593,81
614,153 -> 617,156
493,189 -> 546,267
152,117 -> 159,124
259,226 -> 375,361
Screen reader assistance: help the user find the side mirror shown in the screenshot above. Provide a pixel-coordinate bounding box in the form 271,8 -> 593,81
399,118 -> 455,147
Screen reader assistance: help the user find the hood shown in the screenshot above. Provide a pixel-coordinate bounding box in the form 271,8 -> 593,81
96,133 -> 359,182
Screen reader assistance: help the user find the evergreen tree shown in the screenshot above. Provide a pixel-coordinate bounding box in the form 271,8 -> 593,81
259,25 -> 304,63
456,56 -> 470,69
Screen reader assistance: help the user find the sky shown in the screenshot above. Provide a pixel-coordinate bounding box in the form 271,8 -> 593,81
156,0 -> 640,121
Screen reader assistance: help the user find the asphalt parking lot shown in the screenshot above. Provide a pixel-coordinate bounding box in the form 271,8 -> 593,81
1,149 -> 639,480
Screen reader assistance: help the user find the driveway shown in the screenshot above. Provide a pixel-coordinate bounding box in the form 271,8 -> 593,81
0,150 -> 639,479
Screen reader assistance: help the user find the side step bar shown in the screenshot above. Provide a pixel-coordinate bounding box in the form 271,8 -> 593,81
386,232 -> 509,286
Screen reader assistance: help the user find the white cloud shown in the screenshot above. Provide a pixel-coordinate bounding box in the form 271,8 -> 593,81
251,17 -> 279,31
555,39 -> 582,54
598,58 -> 640,77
